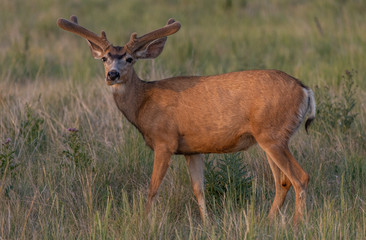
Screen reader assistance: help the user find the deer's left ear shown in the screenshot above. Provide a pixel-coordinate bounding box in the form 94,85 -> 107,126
134,37 -> 167,59
87,40 -> 105,59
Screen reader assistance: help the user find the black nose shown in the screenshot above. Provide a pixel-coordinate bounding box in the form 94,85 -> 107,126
107,70 -> 120,81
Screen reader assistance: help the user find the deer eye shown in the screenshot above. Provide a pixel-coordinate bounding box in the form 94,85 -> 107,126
101,57 -> 107,62
126,57 -> 133,63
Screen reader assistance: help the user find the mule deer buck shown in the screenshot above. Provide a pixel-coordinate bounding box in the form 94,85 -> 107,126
57,16 -> 316,223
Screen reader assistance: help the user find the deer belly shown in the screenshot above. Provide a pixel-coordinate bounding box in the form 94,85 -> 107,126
176,132 -> 256,154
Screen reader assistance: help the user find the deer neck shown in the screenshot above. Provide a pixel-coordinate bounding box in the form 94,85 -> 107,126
111,69 -> 145,126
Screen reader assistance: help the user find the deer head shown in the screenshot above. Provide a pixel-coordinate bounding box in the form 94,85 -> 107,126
57,16 -> 181,85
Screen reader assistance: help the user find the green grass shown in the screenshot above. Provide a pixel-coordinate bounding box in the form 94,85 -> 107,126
1,0 -> 365,239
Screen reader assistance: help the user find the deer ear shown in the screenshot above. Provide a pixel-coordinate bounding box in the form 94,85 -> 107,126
87,40 -> 104,59
134,37 -> 167,59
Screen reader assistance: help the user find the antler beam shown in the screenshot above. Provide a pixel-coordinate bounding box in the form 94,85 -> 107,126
125,18 -> 181,53
57,16 -> 111,51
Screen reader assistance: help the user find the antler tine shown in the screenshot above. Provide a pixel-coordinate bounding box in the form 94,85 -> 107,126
70,15 -> 78,24
126,19 -> 181,53
57,16 -> 111,51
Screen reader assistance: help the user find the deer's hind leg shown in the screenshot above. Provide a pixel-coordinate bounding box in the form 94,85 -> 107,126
262,144 -> 309,223
266,153 -> 292,220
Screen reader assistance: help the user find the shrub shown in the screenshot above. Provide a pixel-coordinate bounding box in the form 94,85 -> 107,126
205,153 -> 252,207
19,103 -> 46,151
0,138 -> 19,197
315,70 -> 358,133
61,128 -> 93,170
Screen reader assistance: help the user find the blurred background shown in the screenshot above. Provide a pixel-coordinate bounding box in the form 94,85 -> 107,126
1,0 -> 365,86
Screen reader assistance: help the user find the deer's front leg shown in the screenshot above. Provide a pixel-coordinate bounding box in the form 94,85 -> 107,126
185,154 -> 208,224
145,146 -> 172,215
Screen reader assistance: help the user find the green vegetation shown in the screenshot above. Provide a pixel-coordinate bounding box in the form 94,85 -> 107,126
0,0 -> 365,238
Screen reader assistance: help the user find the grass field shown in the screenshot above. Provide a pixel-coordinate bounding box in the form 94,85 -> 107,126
0,0 -> 365,239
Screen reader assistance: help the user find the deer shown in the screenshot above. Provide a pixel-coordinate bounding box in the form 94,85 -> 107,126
57,16 -> 316,224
